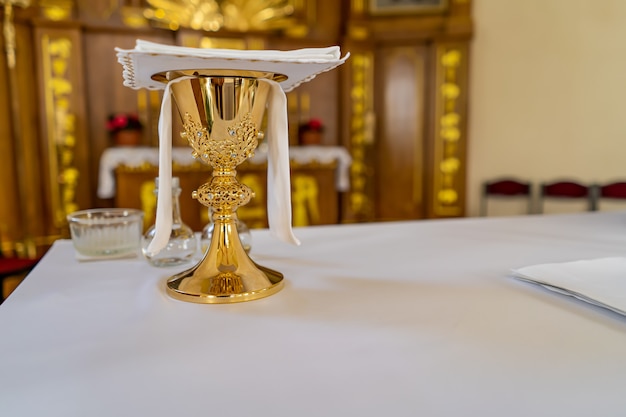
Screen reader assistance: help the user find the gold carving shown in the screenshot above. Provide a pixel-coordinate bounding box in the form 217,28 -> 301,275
208,272 -> 244,296
292,174 -> 320,226
183,113 -> 258,169
193,176 -> 254,212
140,180 -> 157,229
440,157 -> 460,174
237,173 -> 266,228
182,111 -> 260,218
39,0 -> 73,20
144,0 -> 303,33
2,0 -> 30,69
2,0 -> 37,257
121,6 -> 148,28
437,189 -> 458,205
42,35 -> 79,226
433,46 -> 465,216
349,52 -> 375,219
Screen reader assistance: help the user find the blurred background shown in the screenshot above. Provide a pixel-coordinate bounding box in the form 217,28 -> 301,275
1,0 -> 625,259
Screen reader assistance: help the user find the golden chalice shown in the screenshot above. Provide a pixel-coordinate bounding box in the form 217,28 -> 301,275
160,70 -> 287,304
116,39 -> 347,304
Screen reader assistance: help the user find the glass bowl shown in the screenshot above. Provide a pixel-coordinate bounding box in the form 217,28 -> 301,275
67,208 -> 144,258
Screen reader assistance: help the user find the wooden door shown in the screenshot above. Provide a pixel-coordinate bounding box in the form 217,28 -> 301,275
375,44 -> 428,221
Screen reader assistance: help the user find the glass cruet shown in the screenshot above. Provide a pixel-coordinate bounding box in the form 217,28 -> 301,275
142,176 -> 197,267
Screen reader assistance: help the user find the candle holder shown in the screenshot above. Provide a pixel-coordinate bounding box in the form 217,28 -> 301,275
161,70 -> 285,303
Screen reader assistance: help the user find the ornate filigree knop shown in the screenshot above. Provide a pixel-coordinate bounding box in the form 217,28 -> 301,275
193,176 -> 254,212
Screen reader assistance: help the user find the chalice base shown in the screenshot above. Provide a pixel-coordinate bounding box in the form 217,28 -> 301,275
166,218 -> 284,303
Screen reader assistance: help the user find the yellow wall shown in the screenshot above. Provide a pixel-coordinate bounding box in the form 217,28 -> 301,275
468,0 -> 626,216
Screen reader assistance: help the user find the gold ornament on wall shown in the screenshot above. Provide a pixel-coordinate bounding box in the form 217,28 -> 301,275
348,52 -> 375,220
39,0 -> 73,20
42,35 -> 80,226
143,0 -> 305,33
2,0 -> 36,257
2,0 -> 30,68
433,45 -> 466,216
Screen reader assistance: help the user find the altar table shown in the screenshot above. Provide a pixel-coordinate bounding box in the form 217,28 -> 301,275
2,211 -> 626,416
98,145 -> 352,229
98,145 -> 352,198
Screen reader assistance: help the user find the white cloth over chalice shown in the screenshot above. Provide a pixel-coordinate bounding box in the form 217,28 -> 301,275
116,40 -> 349,254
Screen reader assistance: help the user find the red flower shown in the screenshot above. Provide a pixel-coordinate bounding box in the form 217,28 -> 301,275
308,119 -> 323,130
107,113 -> 142,133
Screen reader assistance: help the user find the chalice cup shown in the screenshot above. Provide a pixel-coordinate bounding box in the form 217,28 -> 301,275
163,70 -> 285,303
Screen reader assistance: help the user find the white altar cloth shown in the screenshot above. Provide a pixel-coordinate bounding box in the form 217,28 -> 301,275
3,211 -> 626,416
97,145 -> 352,199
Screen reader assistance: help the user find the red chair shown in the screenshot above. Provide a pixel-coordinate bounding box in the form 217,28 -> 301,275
595,181 -> 626,210
598,181 -> 626,198
480,178 -> 533,216
0,256 -> 39,303
539,180 -> 596,213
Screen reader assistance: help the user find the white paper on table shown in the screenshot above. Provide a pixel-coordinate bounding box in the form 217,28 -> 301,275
511,257 -> 626,316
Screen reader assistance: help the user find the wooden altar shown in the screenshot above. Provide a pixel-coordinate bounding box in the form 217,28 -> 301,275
99,146 -> 352,231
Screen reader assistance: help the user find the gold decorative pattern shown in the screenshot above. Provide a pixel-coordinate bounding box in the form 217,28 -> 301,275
121,5 -> 149,28
348,52 -> 375,219
39,0 -> 73,20
292,174 -> 320,226
193,176 -> 254,213
183,113 -> 257,169
237,173 -> 266,228
140,180 -> 157,229
183,112 -> 257,214
2,0 -> 30,69
2,0 -> 35,257
433,46 -> 465,216
41,35 -> 79,227
144,0 -> 304,33
208,272 -> 244,296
